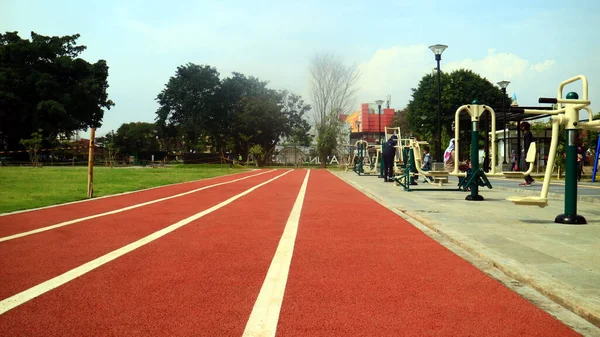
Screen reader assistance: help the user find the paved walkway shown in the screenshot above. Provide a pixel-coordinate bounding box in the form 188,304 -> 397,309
334,171 -> 600,334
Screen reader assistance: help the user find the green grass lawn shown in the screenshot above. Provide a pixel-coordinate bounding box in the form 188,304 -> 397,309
0,164 -> 249,214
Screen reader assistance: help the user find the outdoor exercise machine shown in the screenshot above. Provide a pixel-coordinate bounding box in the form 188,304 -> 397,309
396,102 -> 506,198
393,136 -> 455,191
506,75 -> 598,224
395,96 -> 544,198
349,140 -> 381,175
384,126 -> 405,175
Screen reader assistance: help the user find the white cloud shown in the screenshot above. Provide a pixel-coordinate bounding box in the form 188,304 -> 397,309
531,60 -> 555,72
356,45 -> 432,110
356,46 -> 558,110
444,49 -> 530,81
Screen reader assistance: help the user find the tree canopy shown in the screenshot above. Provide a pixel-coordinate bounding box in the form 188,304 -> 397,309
113,122 -> 160,159
0,31 -> 114,150
155,64 -> 312,165
406,69 -> 510,157
156,64 -> 220,150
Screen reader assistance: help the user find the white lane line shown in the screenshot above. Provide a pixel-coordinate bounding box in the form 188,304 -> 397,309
0,169 -> 263,217
242,170 -> 310,337
0,170 -> 293,315
0,170 -> 276,243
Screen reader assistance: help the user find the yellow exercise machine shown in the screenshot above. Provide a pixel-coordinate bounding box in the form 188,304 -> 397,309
349,140 -> 381,175
506,75 -> 597,224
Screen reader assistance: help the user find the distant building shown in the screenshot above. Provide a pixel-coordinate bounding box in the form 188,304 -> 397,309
346,103 -> 395,144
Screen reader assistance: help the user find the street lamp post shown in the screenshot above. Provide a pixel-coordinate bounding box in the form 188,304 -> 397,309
376,99 -> 385,178
497,80 -> 511,164
429,44 -> 448,163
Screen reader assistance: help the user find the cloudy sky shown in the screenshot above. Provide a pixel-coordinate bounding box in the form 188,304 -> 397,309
2,0 -> 600,138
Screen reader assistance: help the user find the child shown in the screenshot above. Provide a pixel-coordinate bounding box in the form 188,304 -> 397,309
421,146 -> 432,183
519,122 -> 535,186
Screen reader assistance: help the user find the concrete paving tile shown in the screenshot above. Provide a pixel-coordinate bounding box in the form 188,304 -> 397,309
534,262 -> 600,295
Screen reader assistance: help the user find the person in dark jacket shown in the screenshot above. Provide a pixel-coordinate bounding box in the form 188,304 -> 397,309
383,135 -> 398,182
228,151 -> 235,168
520,122 -> 535,186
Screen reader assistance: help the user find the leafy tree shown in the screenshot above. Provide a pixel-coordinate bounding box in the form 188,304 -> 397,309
156,66 -> 312,166
155,123 -> 181,155
19,129 -> 44,167
391,109 -> 410,138
406,69 -> 510,159
231,87 -> 282,161
96,131 -> 119,167
316,114 -> 343,162
249,144 -> 265,167
215,72 -> 264,153
113,122 -> 160,159
280,90 -> 313,147
238,133 -> 253,165
0,31 -> 114,150
277,92 -> 313,167
156,64 -> 220,151
218,74 -> 311,164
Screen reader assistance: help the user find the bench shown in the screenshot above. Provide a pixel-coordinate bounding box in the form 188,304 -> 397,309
415,171 -> 449,185
425,171 -> 449,184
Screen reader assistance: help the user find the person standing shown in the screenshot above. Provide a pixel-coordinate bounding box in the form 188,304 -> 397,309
444,139 -> 455,173
421,146 -> 432,183
520,122 -> 535,186
510,150 -> 517,171
577,144 -> 585,181
383,135 -> 398,182
228,151 -> 234,168
444,138 -> 462,184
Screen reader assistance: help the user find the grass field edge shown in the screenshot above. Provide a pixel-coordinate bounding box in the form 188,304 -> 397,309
0,169 -> 258,217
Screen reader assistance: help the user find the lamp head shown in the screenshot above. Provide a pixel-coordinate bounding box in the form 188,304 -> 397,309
497,80 -> 510,90
428,44 -> 448,56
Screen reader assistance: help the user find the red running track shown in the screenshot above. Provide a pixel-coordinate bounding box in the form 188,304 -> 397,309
276,170 -> 579,337
0,169 -> 284,300
0,169 -> 271,237
0,169 -> 581,336
0,169 -> 305,336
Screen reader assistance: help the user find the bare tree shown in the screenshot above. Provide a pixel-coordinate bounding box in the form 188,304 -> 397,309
309,53 -> 360,166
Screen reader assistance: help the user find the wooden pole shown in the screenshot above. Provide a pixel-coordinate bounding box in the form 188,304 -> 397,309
87,128 -> 96,198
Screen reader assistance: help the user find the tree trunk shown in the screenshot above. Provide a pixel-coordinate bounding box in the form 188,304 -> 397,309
320,154 -> 327,168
